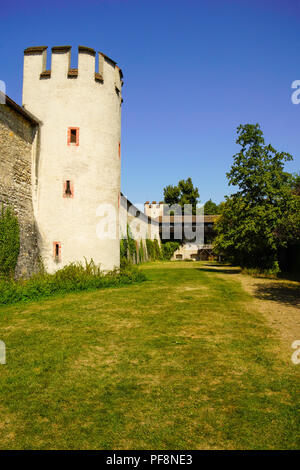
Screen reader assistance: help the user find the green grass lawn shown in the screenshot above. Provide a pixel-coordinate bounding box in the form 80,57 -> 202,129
0,261 -> 299,449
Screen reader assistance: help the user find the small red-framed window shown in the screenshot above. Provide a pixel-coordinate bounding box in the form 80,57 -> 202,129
53,242 -> 61,262
67,127 -> 79,146
118,142 -> 121,159
63,180 -> 74,198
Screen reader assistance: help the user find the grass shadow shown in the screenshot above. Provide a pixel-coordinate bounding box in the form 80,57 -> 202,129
197,267 -> 241,275
277,272 -> 300,282
253,282 -> 300,307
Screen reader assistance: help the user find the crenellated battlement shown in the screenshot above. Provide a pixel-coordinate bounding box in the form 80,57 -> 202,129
23,45 -> 123,88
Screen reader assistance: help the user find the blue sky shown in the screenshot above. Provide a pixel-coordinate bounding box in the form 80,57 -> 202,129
1,0 -> 299,205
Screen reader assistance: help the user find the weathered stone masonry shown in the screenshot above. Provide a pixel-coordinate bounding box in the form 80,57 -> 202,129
0,98 -> 40,277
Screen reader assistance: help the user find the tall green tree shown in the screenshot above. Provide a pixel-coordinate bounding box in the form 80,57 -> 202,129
204,199 -> 220,215
214,124 -> 299,272
291,173 -> 300,196
0,205 -> 20,277
163,177 -> 199,214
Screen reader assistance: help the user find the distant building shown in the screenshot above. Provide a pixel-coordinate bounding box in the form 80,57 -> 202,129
159,214 -> 218,260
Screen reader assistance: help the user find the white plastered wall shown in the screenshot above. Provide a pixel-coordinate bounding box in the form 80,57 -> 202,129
23,46 -> 122,272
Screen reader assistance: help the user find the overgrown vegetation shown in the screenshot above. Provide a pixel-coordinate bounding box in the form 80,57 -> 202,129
161,241 -> 180,260
145,238 -> 161,261
144,239 -> 179,261
0,259 -> 146,305
138,240 -> 145,263
120,223 -> 179,264
0,205 -> 20,277
214,124 -> 300,273
120,224 -> 138,263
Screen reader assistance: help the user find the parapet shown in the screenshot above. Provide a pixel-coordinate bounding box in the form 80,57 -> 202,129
24,46 -> 48,54
23,45 -> 123,91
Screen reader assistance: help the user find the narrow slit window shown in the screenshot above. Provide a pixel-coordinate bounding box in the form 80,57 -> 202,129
66,180 -> 71,195
63,180 -> 73,198
53,242 -> 61,261
68,127 -> 79,146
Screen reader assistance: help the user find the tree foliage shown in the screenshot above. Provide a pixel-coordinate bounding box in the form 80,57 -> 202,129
145,239 -> 179,261
204,199 -> 220,215
291,172 -> 300,196
214,124 -> 300,272
161,241 -> 180,260
0,205 -> 20,277
163,178 -> 199,214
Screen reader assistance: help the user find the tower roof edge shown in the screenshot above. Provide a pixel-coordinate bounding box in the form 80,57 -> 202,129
24,46 -> 48,54
78,45 -> 96,56
51,45 -> 72,52
100,52 -> 117,66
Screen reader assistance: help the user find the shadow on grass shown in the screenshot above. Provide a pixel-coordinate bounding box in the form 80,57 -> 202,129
253,282 -> 300,307
197,266 -> 241,275
198,263 -> 300,307
277,272 -> 300,282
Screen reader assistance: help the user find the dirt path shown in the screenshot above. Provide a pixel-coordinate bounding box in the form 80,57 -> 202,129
203,264 -> 300,357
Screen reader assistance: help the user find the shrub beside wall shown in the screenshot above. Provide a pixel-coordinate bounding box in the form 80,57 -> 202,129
0,259 -> 146,305
161,241 -> 180,260
121,235 -> 179,264
0,205 -> 20,277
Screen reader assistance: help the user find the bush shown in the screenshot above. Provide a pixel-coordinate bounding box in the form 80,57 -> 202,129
0,205 -> 20,277
0,259 -> 146,305
161,242 -> 180,260
121,234 -> 178,263
145,239 -> 180,261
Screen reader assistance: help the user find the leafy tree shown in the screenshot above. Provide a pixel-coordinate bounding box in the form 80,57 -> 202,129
0,205 -> 20,277
204,199 -> 220,215
161,241 -> 180,260
214,124 -> 299,272
291,172 -> 300,196
163,177 -> 199,214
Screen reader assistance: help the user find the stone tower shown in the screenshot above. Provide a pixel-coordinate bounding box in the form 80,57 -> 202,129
22,45 -> 122,272
144,201 -> 164,219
